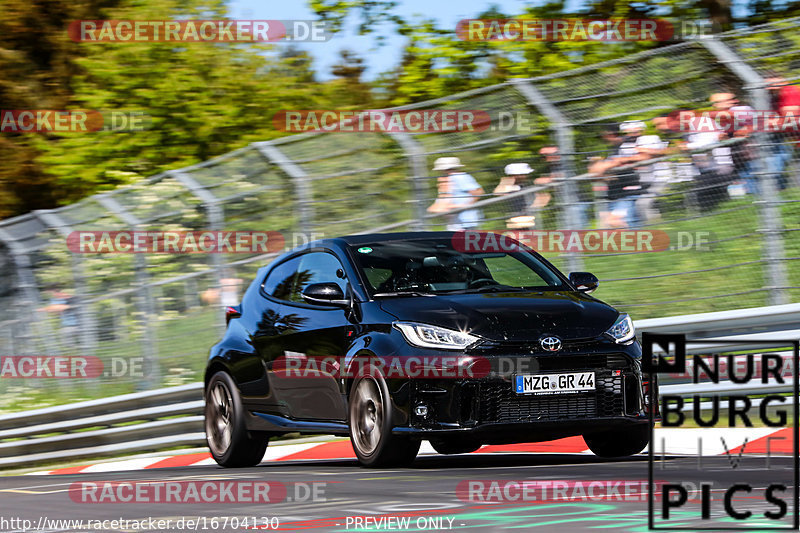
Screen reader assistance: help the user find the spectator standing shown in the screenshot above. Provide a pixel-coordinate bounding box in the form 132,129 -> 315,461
427,157 -> 484,230
494,162 -> 536,229
42,290 -> 78,349
765,74 -> 800,190
589,121 -> 658,227
709,92 -> 757,195
683,114 -> 734,210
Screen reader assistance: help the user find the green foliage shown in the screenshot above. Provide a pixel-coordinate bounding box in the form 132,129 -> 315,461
0,0 -> 377,218
2,0 -> 799,218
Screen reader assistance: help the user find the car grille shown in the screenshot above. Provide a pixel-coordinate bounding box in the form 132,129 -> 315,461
471,350 -> 632,372
477,374 -> 624,423
532,354 -> 630,371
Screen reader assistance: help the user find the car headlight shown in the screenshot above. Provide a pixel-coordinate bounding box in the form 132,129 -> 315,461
394,322 -> 480,350
605,313 -> 635,344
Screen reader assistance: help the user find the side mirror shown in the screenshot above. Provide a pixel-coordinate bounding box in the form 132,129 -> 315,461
569,272 -> 599,294
302,282 -> 350,307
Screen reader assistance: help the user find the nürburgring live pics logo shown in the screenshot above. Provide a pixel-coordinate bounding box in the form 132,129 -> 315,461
644,333 -> 799,530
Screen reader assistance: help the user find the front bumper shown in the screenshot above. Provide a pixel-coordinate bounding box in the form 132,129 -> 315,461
387,346 -> 650,442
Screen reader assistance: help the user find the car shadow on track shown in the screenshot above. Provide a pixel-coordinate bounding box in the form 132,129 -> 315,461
251,453 -> 653,471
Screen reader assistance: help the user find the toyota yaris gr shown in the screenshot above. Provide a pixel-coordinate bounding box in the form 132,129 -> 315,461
204,231 -> 652,467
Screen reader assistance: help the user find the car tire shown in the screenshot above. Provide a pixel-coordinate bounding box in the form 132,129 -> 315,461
583,424 -> 649,458
430,439 -> 481,455
348,372 -> 420,468
205,371 -> 269,467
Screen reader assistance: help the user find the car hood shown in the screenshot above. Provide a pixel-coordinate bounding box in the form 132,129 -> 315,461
378,291 -> 619,342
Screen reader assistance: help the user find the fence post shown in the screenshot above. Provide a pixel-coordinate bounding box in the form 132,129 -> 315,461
0,227 -> 57,356
388,132 -> 429,231
511,79 -> 584,273
34,210 -> 98,362
254,142 -> 315,235
95,195 -> 161,389
702,39 -> 789,305
168,171 -> 228,335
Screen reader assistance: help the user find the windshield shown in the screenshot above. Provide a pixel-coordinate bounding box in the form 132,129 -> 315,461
349,238 -> 567,296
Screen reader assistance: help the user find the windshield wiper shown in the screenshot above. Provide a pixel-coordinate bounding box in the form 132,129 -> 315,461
373,291 -> 434,298
433,285 -> 527,294
466,285 -> 530,293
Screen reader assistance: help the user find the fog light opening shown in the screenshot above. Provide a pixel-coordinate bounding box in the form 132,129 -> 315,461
414,404 -> 429,418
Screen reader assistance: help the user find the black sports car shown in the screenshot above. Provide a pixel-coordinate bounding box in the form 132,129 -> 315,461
204,231 -> 652,467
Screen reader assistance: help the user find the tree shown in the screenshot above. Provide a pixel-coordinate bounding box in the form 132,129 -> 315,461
329,49 -> 372,106
0,0 -> 338,217
0,0 -> 124,217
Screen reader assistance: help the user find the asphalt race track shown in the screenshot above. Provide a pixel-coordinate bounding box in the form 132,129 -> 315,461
0,453 -> 795,532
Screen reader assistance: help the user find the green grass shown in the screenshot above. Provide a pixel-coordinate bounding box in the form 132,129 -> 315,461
542,189 -> 800,318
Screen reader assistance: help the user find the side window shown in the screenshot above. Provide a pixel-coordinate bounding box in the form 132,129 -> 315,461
295,252 -> 348,299
262,256 -> 302,301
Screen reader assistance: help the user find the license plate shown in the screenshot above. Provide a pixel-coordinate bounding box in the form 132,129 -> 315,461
515,372 -> 595,395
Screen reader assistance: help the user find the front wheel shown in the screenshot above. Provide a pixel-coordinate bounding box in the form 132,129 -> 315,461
583,424 -> 649,458
348,373 -> 420,467
205,371 -> 269,467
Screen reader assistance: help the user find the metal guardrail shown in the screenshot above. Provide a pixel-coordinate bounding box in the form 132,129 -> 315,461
636,303 -> 800,336
0,305 -> 797,469
0,383 -> 203,469
636,303 -> 800,354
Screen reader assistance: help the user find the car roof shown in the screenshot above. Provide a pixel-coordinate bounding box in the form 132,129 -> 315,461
300,231 -> 463,251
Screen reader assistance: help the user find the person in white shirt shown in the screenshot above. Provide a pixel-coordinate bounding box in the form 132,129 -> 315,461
427,157 -> 485,230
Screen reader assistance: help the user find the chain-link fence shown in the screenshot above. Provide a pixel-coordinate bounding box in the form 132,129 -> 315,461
1,19 -> 799,410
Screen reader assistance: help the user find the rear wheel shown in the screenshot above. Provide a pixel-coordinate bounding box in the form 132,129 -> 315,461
584,424 -> 649,458
205,371 -> 269,467
349,373 -> 420,467
430,439 -> 481,455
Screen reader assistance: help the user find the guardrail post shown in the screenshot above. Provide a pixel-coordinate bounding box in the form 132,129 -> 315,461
254,142 -> 315,235
702,39 -> 789,305
388,132 -> 428,231
34,211 -> 98,361
0,227 -> 58,357
96,195 -> 161,389
511,79 -> 584,273
168,171 -> 227,335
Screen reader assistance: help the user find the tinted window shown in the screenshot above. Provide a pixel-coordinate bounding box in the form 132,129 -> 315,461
295,252 -> 347,297
263,256 -> 302,301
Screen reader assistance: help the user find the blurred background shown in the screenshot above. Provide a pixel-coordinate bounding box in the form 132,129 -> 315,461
0,0 -> 799,412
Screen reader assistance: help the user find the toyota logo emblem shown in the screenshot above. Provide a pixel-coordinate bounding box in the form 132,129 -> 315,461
540,336 -> 562,352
